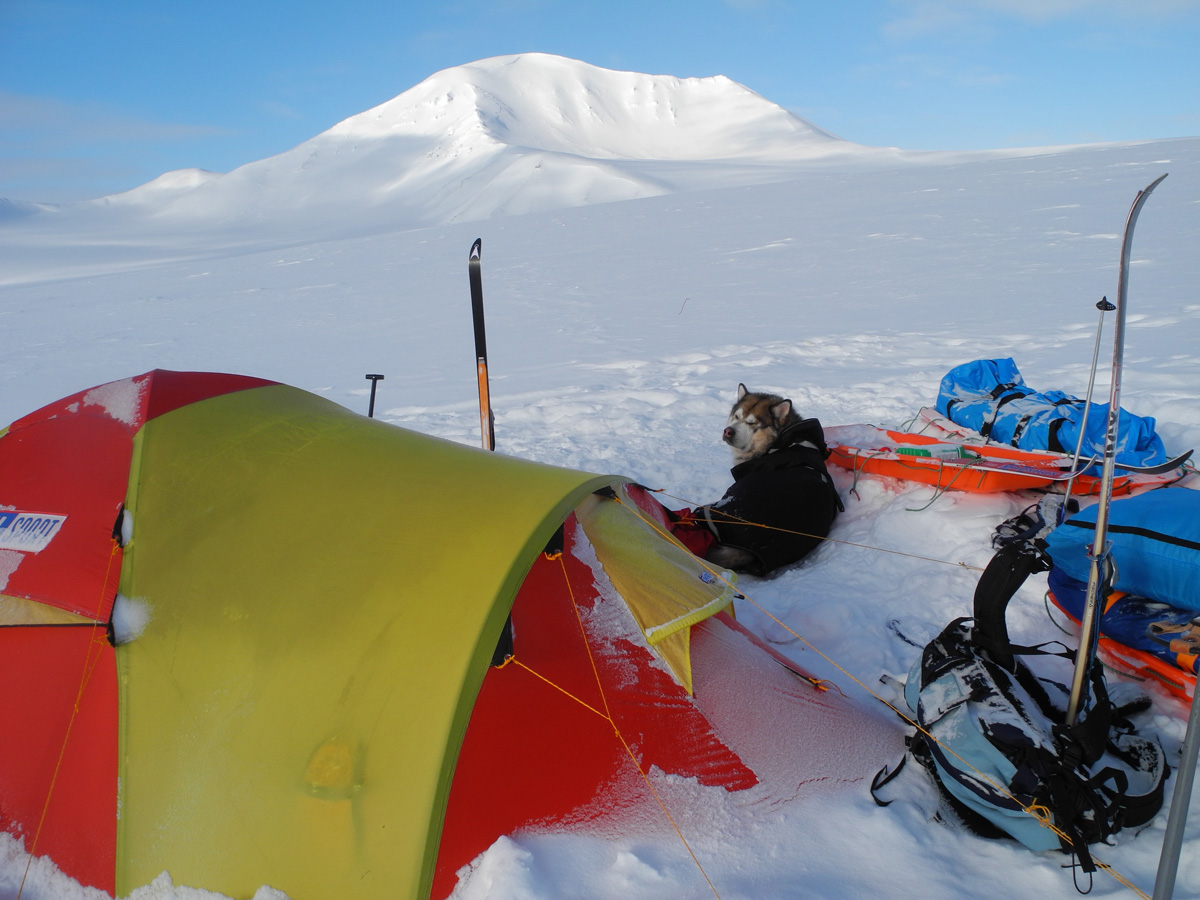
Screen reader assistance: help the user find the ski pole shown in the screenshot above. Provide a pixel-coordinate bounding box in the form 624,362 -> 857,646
1066,173 -> 1167,726
1061,296 -> 1115,518
365,373 -> 384,418
469,238 -> 495,451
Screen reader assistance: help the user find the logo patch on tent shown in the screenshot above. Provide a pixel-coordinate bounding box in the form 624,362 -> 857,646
0,510 -> 68,553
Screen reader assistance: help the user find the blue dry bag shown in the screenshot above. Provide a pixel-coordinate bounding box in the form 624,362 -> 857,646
936,358 -> 1166,472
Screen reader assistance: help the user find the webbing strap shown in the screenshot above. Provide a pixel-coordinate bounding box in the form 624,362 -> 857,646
980,386 -> 1030,439
1009,414 -> 1033,446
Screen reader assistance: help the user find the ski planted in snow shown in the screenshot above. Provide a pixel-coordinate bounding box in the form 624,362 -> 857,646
469,238 -> 495,452
1066,172 -> 1168,725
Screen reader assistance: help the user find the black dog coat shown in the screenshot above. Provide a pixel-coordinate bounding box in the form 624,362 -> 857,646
702,417 -> 842,576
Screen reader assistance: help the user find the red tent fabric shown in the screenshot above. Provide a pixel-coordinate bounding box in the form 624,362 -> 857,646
0,371 -> 275,622
0,371 -> 273,894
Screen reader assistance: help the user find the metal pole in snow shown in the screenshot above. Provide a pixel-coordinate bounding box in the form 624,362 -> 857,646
365,374 -> 384,418
1153,662 -> 1200,899
1060,296 -> 1115,518
1065,173 -> 1167,726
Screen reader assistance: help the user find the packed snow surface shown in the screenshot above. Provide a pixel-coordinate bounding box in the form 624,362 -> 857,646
1,53 -> 1197,900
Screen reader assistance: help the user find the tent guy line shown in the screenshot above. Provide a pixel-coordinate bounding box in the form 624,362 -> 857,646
496,556 -> 724,900
612,492 -> 1155,899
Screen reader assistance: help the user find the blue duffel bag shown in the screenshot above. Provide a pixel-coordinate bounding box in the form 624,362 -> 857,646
936,358 -> 1166,471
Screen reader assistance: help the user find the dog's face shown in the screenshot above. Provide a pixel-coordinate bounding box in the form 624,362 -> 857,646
722,383 -> 795,462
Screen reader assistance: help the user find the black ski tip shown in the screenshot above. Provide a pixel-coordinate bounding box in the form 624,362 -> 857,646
1162,447 -> 1193,472
1143,173 -> 1168,195
469,238 -> 482,261
1113,447 -> 1193,475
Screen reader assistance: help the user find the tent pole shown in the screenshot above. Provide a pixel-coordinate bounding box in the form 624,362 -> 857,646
1065,173 -> 1167,726
1153,665 -> 1200,899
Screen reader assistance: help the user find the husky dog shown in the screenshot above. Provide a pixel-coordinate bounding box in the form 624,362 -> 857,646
721,383 -> 799,464
703,384 -> 842,575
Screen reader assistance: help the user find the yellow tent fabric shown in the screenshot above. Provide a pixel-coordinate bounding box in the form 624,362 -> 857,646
114,384 -> 616,900
576,486 -> 737,693
0,594 -> 95,625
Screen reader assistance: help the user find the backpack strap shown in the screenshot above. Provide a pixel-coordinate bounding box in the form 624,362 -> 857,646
1102,732 -> 1169,829
970,540 -> 1051,671
1052,665 -> 1114,769
870,754 -> 908,807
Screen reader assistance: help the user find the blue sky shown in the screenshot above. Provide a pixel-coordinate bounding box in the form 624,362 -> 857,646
1,0 -> 1197,203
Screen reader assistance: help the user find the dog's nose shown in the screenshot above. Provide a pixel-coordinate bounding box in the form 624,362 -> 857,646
723,426 -> 735,442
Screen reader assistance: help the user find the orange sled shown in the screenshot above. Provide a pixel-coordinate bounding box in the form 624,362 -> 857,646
826,424 -> 1116,494
1047,587 -> 1196,707
909,409 -> 1189,496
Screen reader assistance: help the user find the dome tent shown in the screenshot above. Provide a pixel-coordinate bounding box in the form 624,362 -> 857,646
0,370 -> 898,899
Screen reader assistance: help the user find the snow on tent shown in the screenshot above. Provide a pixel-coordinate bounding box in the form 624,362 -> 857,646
0,370 -> 900,899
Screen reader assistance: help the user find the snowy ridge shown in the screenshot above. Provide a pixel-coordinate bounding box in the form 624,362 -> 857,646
84,54 -> 859,232
332,53 -> 844,161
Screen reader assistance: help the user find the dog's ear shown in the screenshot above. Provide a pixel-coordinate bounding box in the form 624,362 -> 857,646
771,399 -> 792,422
736,383 -> 748,400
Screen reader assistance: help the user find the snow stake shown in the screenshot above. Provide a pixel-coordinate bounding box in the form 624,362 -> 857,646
469,238 -> 495,451
365,373 -> 384,418
1065,173 -> 1168,727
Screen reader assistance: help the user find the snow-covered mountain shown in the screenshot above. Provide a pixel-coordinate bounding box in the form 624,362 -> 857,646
2,51 -> 1125,271
64,54 -> 873,234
